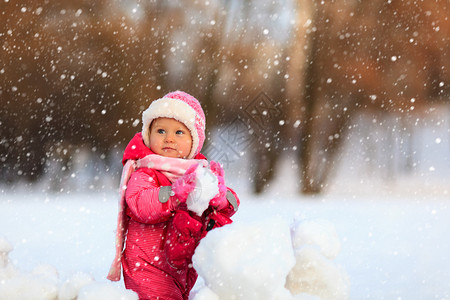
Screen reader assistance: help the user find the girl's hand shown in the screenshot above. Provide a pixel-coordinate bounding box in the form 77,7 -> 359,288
172,164 -> 198,204
209,161 -> 228,211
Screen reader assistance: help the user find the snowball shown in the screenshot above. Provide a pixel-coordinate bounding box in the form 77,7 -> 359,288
291,219 -> 341,259
193,216 -> 295,299
58,272 -> 95,300
77,282 -> 138,300
187,166 -> 219,216
286,247 -> 350,300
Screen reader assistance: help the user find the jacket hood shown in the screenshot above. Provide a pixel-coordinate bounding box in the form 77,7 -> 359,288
141,91 -> 206,159
122,133 -> 206,165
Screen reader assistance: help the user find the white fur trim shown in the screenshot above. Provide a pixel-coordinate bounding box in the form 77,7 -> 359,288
142,97 -> 199,158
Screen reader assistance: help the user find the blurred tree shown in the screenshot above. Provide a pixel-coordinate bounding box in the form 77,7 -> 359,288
292,0 -> 449,193
0,0 -> 448,193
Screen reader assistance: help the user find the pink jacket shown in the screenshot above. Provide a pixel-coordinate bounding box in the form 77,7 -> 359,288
120,133 -> 239,300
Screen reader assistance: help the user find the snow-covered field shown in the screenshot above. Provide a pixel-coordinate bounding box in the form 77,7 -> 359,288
1,183 -> 449,299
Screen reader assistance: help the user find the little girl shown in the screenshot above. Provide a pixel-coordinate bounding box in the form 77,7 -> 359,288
107,91 -> 239,300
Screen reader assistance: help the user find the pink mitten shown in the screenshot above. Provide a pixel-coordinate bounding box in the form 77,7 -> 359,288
172,164 -> 198,203
208,161 -> 228,211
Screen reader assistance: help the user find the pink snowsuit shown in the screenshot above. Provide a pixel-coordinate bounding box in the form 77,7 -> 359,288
121,133 -> 239,300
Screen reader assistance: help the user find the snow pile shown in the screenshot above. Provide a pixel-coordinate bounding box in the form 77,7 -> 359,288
192,217 -> 349,300
286,220 -> 350,300
0,236 -> 137,300
0,236 -> 17,284
0,236 -> 13,273
193,216 -> 296,299
58,272 -> 95,300
187,165 -> 219,216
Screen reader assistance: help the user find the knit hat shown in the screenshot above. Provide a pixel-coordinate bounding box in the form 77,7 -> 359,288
142,91 -> 206,159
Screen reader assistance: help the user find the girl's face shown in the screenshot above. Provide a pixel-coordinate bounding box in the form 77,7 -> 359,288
149,118 -> 192,158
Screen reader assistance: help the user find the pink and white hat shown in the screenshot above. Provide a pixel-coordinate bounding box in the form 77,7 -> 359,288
142,91 -> 206,159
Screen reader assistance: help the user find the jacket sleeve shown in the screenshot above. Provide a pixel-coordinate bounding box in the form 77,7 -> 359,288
125,168 -> 178,224
216,187 -> 240,218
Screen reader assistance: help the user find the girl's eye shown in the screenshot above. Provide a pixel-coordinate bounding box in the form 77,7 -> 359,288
157,129 -> 165,134
176,130 -> 184,135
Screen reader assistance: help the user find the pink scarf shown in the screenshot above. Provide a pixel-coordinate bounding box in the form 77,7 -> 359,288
137,154 -> 207,183
107,154 -> 207,281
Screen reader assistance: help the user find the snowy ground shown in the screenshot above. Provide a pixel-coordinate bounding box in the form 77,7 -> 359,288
1,110 -> 449,299
1,183 -> 449,299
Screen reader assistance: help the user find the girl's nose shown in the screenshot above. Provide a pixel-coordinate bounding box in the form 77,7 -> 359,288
164,133 -> 174,143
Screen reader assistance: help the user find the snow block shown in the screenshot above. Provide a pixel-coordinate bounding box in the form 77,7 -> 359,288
193,216 -> 296,300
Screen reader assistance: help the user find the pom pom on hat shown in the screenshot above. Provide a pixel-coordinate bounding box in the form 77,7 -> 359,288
142,91 -> 206,159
